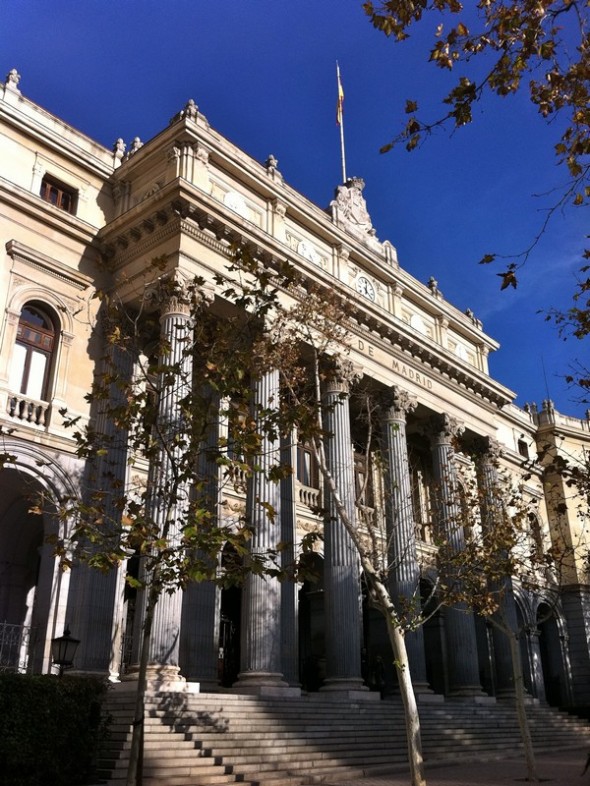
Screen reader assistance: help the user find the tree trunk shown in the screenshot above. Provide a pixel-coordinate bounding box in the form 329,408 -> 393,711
373,576 -> 427,786
508,632 -> 539,782
126,580 -> 158,786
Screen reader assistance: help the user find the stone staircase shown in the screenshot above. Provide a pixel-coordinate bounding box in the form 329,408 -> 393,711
95,690 -> 590,786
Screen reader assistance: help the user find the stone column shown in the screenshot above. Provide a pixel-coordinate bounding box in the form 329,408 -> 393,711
428,414 -> 485,697
477,437 -> 519,698
71,339 -> 134,677
321,359 -> 366,695
180,387 -> 222,690
135,275 -> 195,683
235,369 -> 294,694
381,386 -> 431,694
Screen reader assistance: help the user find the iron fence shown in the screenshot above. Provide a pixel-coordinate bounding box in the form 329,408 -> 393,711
0,621 -> 35,672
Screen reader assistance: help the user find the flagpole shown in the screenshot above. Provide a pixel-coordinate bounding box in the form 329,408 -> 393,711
336,62 -> 347,184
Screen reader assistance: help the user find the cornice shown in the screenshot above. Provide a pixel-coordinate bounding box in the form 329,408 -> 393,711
0,94 -> 113,176
0,178 -> 101,246
5,239 -> 93,291
98,188 -> 512,407
114,115 -> 495,349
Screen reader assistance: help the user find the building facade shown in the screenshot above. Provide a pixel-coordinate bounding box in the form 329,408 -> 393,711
1,69 -> 589,710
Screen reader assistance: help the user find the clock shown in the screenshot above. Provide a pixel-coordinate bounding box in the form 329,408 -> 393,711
356,276 -> 376,301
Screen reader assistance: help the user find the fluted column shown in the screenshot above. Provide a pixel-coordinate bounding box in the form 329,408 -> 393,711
429,414 -> 485,697
477,437 -> 519,698
321,359 -> 366,694
381,387 -> 431,693
135,277 -> 194,682
235,369 -> 292,694
71,340 -> 133,677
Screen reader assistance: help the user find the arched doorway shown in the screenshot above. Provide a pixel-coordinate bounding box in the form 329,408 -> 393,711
298,552 -> 325,691
421,578 -> 447,695
538,602 -> 567,707
474,616 -> 496,695
218,543 -> 242,687
515,599 -> 539,698
0,468 -> 54,672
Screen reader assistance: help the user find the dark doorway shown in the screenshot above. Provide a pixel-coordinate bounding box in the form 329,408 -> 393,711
298,553 -> 325,691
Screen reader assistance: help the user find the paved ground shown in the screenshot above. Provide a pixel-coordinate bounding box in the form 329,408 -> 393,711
320,749 -> 590,786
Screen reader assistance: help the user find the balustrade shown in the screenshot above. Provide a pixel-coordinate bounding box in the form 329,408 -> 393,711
7,394 -> 50,426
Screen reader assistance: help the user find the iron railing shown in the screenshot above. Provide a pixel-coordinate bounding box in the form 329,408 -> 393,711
0,621 -> 35,672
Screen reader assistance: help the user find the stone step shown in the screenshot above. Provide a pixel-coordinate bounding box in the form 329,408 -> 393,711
96,691 -> 590,786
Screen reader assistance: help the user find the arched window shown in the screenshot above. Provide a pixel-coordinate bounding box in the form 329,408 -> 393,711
9,304 -> 57,401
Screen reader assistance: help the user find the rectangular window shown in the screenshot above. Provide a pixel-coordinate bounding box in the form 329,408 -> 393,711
297,444 -> 319,488
8,343 -> 27,393
27,351 -> 48,400
40,176 -> 77,214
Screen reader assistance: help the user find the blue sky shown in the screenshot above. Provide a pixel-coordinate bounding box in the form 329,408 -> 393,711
3,0 -> 587,417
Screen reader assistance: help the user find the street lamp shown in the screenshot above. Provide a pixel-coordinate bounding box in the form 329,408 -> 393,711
51,625 -> 80,676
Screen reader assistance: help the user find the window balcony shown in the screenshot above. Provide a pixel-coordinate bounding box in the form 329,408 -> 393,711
7,392 -> 50,427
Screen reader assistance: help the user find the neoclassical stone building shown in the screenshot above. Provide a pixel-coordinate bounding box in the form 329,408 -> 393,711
1,68 -> 589,711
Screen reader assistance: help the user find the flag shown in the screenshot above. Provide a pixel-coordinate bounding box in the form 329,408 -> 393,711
336,63 -> 344,126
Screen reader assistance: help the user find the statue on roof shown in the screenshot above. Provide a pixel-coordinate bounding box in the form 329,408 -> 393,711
330,177 -> 380,248
170,98 -> 198,124
5,68 -> 21,94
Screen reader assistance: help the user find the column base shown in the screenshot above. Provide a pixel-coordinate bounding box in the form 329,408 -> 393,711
320,678 -> 377,701
417,692 -> 445,704
448,690 -> 496,704
233,671 -> 300,697
121,665 -> 197,693
194,679 -> 223,693
497,693 -> 540,706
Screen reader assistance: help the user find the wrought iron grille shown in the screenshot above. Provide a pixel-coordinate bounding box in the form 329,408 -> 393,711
0,622 -> 34,672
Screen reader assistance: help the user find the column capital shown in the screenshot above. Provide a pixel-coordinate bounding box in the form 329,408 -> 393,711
381,385 -> 417,421
147,270 -> 214,318
478,435 -> 503,463
426,413 -> 464,445
322,356 -> 361,395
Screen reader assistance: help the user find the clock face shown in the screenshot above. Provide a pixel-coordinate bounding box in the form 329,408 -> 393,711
356,276 -> 376,301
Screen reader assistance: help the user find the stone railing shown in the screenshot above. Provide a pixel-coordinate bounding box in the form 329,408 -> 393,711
298,484 -> 321,510
357,505 -> 375,529
7,393 -> 50,427
415,520 -> 434,544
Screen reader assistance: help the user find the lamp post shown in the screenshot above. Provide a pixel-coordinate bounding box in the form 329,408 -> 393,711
51,625 -> 80,676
